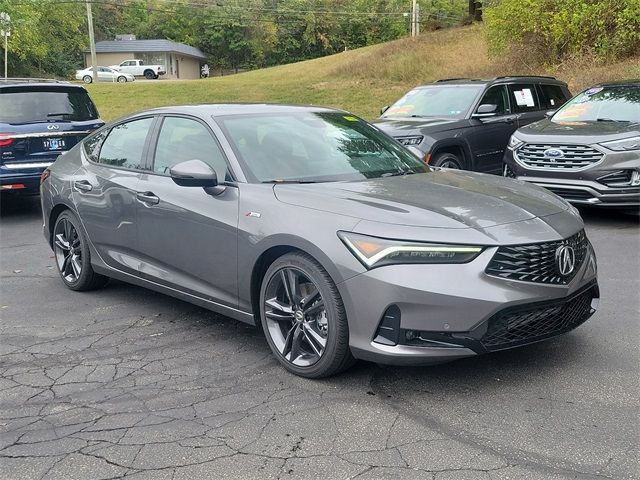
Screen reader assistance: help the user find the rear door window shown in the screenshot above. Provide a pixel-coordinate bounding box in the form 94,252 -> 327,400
507,84 -> 540,113
538,84 -> 569,109
97,117 -> 154,170
0,87 -> 99,124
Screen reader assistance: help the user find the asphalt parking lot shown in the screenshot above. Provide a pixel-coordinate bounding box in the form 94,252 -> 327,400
0,195 -> 638,480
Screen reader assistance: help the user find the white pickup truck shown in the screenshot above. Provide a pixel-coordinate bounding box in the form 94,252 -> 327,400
109,60 -> 166,79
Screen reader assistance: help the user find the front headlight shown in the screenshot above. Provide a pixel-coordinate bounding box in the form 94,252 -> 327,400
600,136 -> 640,151
395,135 -> 424,146
338,232 -> 484,268
508,134 -> 524,150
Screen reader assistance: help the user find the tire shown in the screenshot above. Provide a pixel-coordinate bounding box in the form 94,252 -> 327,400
83,75 -> 93,84
117,75 -> 127,83
52,210 -> 109,291
431,152 -> 463,169
144,70 -> 156,80
259,252 -> 354,378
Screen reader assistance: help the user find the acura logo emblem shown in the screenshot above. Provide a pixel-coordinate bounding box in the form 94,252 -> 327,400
47,124 -> 60,130
556,245 -> 576,276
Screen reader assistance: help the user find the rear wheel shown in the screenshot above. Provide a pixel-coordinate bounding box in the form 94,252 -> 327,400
53,211 -> 108,291
431,152 -> 463,169
117,75 -> 127,83
82,75 -> 92,84
144,70 -> 156,80
259,252 -> 354,378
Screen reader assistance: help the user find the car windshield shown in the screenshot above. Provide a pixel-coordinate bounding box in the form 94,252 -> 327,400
382,85 -> 483,119
552,85 -> 640,123
0,87 -> 99,124
217,112 -> 429,183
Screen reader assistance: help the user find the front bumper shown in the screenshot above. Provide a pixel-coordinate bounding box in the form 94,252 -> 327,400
339,242 -> 598,366
503,148 -> 640,208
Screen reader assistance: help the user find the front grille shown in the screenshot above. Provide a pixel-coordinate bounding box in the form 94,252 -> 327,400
480,287 -> 596,351
516,144 -> 603,170
485,230 -> 588,284
545,187 -> 594,201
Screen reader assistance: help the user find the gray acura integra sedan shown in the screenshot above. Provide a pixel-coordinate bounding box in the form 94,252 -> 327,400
41,105 -> 599,378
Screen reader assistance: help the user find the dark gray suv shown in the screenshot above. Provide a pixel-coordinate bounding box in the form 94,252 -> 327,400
375,76 -> 571,174
503,80 -> 640,210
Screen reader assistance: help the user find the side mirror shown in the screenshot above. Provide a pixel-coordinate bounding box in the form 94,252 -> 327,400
544,110 -> 556,118
472,104 -> 498,118
170,159 -> 218,188
380,105 -> 390,116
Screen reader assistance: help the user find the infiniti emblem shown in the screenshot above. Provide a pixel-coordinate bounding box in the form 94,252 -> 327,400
556,245 -> 576,276
543,148 -> 564,158
47,124 -> 60,130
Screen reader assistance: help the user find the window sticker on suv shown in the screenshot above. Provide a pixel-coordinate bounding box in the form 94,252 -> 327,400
513,89 -> 535,107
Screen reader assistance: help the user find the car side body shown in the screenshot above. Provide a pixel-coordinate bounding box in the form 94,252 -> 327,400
374,76 -> 571,174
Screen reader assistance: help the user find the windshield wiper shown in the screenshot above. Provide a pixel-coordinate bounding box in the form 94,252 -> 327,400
47,112 -> 74,118
596,118 -> 629,123
381,170 -> 417,178
262,179 -> 319,184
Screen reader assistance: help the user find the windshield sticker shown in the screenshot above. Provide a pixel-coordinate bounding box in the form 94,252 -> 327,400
585,87 -> 604,96
514,89 -> 535,107
343,115 -> 359,122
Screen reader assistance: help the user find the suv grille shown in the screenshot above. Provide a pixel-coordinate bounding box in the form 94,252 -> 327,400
516,144 -> 603,170
480,286 -> 596,351
485,230 -> 588,285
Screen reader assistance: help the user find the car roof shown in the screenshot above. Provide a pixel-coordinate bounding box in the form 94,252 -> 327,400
591,79 -> 640,88
0,78 -> 83,89
129,104 -> 347,118
421,76 -> 567,87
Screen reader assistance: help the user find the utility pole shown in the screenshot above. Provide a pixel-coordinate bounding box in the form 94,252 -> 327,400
86,1 -> 98,82
411,0 -> 417,37
415,1 -> 420,36
0,12 -> 9,79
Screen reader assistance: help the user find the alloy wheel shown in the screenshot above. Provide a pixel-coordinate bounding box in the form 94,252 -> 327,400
53,218 -> 82,283
440,159 -> 460,169
263,267 -> 328,367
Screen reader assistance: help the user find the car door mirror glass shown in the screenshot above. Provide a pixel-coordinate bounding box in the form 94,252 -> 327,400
169,159 -> 218,188
473,104 -> 498,117
545,109 -> 556,118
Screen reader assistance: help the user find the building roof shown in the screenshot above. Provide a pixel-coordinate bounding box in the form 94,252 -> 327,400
91,39 -> 206,60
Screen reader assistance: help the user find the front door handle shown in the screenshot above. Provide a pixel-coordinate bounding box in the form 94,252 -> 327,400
73,180 -> 93,192
136,191 -> 160,205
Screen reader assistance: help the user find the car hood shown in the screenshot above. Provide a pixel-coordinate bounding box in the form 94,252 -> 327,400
273,170 -> 569,230
518,118 -> 640,143
373,117 -> 467,136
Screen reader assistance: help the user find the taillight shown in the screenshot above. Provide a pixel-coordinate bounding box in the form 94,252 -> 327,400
41,169 -> 51,184
0,133 -> 15,148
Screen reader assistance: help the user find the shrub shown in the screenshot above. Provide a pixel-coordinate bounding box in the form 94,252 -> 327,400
483,0 -> 640,63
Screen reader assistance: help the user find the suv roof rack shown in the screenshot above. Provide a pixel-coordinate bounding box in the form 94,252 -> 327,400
436,78 -> 475,82
493,75 -> 557,80
0,77 -> 71,84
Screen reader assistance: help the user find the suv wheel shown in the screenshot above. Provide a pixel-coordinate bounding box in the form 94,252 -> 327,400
431,152 -> 463,169
259,252 -> 354,378
53,211 -> 108,291
82,75 -> 93,84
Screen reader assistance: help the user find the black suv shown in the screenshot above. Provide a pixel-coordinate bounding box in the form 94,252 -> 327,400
374,76 -> 571,174
1,79 -> 104,194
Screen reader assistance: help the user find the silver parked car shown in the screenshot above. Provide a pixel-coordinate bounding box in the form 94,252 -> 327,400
40,105 -> 599,378
75,66 -> 135,84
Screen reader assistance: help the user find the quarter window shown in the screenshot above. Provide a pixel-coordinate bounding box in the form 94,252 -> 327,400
538,84 -> 569,109
153,117 -> 230,180
97,117 -> 153,169
478,86 -> 509,115
508,84 -> 540,112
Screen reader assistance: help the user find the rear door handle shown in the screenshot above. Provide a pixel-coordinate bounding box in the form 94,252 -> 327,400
73,180 -> 93,192
136,191 -> 160,205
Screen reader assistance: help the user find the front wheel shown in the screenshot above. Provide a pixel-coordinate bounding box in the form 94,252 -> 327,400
117,75 -> 127,83
53,211 -> 108,291
83,75 -> 93,84
431,152 -> 463,169
259,252 -> 354,378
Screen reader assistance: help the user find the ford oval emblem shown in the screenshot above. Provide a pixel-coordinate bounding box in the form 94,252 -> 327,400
543,148 -> 564,158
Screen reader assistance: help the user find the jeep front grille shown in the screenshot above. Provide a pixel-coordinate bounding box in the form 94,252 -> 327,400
516,144 -> 603,170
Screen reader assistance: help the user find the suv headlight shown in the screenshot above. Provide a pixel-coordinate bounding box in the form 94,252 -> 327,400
338,232 -> 483,268
508,134 -> 524,150
600,136 -> 640,151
